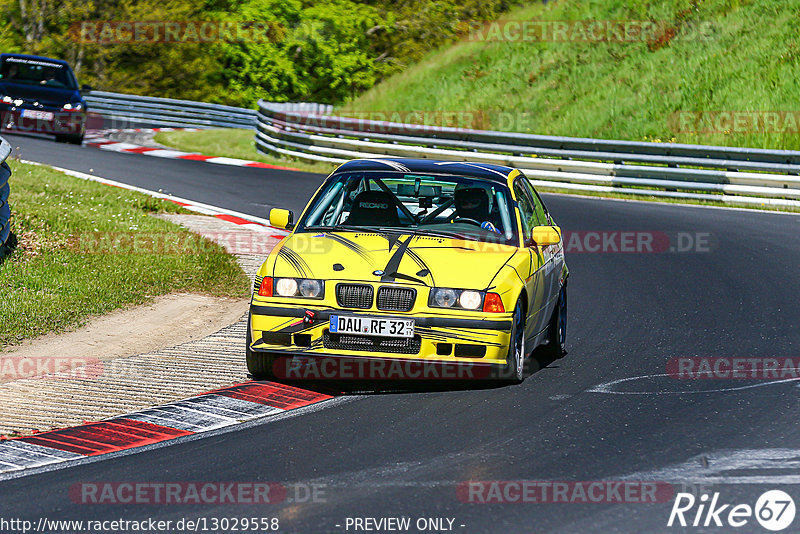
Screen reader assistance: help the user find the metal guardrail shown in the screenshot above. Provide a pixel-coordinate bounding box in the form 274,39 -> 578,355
85,91 -> 332,129
0,136 -> 13,254
255,101 -> 800,208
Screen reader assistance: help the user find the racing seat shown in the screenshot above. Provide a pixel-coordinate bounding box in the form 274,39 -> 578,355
343,190 -> 401,227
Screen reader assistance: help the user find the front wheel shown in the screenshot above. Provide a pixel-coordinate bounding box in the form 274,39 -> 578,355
55,133 -> 84,145
503,297 -> 526,384
540,284 -> 567,360
246,319 -> 276,380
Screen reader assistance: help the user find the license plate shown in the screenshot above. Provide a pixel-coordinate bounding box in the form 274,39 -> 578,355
21,109 -> 54,120
329,315 -> 414,338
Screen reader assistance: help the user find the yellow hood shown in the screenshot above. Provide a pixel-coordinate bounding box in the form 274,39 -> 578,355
270,231 -> 519,290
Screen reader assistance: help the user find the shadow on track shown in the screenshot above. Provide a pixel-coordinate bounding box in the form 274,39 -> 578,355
255,346 -> 567,396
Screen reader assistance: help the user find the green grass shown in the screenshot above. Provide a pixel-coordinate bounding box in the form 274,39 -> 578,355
0,162 -> 250,348
341,0 -> 800,151
153,129 -> 336,175
153,0 -> 800,213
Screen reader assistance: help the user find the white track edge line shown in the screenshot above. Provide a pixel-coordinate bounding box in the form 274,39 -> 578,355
18,158 -> 286,231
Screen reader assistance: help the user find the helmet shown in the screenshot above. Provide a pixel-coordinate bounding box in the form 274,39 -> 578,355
454,182 -> 494,221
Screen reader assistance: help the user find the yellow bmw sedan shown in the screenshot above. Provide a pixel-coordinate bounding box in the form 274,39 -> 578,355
248,158 -> 568,383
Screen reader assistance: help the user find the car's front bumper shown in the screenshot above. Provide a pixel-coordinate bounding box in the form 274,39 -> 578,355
249,303 -> 514,370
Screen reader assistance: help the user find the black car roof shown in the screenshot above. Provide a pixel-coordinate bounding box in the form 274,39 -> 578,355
332,158 -> 515,184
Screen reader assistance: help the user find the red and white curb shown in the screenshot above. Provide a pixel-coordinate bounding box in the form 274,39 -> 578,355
0,159 -> 310,476
18,159 -> 290,240
84,128 -> 301,171
0,382 -> 331,474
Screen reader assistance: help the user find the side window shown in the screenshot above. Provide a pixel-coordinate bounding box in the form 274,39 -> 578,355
520,176 -> 549,226
512,179 -> 537,238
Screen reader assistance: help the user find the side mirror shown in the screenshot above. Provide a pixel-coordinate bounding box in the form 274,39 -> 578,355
531,225 -> 561,246
81,84 -> 93,93
269,208 -> 294,230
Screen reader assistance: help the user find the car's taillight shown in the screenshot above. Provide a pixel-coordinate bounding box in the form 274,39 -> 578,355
483,293 -> 505,313
258,276 -> 273,297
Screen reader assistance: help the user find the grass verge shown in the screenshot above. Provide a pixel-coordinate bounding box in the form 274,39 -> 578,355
153,129 -> 336,175
0,161 -> 250,348
342,0 -> 800,151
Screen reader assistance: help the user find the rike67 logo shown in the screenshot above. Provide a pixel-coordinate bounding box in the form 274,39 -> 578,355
668,490 -> 796,531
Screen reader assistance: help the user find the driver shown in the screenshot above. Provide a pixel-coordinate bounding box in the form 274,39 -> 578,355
453,183 -> 501,233
41,70 -> 56,86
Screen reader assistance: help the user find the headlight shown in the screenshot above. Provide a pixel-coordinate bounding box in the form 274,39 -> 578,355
432,288 -> 458,308
459,290 -> 482,310
62,103 -> 83,111
299,279 -> 323,298
273,277 -> 324,299
429,288 -> 506,312
430,288 -> 483,310
1,96 -> 12,104
275,278 -> 298,296
300,280 -> 322,299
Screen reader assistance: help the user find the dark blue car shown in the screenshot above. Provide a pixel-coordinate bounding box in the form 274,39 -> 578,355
0,53 -> 90,144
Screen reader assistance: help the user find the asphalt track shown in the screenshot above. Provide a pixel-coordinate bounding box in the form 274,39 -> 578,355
3,131 -> 800,533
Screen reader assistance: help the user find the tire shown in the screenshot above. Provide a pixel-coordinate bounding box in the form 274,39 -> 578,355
540,284 -> 567,360
245,319 -> 276,380
503,297 -> 526,384
0,232 -> 17,261
55,134 -> 83,145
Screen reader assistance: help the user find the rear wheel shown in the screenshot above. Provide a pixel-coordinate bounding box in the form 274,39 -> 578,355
246,318 -> 276,380
503,297 -> 526,384
540,284 -> 567,360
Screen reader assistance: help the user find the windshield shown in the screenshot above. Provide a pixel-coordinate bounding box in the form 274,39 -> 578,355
298,171 -> 519,245
0,57 -> 77,90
